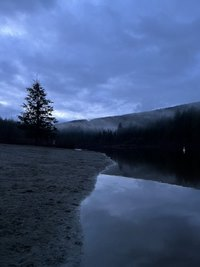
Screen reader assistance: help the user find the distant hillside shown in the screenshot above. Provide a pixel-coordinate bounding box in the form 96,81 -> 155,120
56,102 -> 200,132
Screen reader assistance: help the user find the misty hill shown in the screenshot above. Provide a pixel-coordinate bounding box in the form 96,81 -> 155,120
57,102 -> 200,132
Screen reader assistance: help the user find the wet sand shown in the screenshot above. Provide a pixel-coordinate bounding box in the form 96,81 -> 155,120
0,144 -> 111,267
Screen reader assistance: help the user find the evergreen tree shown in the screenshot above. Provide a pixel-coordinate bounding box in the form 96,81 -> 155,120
18,81 -> 57,144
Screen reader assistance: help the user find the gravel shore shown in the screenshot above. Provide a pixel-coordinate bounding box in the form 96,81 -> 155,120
0,144 -> 111,267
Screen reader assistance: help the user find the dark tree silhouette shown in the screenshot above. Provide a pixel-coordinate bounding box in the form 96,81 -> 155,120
18,81 -> 57,144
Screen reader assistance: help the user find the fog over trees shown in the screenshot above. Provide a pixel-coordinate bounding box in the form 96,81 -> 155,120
0,99 -> 200,154
55,107 -> 200,153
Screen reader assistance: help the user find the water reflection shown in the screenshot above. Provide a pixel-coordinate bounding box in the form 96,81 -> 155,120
104,150 -> 200,189
81,174 -> 200,267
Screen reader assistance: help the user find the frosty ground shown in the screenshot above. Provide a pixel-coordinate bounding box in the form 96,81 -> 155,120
0,144 -> 111,267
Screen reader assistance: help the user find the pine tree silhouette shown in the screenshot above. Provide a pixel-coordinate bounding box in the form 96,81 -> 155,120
18,81 -> 57,144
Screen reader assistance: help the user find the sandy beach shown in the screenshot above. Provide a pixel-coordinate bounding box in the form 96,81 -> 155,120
0,144 -> 111,267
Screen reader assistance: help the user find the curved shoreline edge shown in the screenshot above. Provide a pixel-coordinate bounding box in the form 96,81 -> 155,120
0,144 -> 113,267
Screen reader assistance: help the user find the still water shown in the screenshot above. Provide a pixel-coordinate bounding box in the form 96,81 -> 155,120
80,153 -> 200,267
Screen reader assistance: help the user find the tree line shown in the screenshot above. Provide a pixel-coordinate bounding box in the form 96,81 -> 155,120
55,107 -> 200,153
0,80 -> 200,152
1,106 -> 200,152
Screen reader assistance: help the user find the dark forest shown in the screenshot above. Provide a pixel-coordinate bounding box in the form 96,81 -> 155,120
1,107 -> 200,154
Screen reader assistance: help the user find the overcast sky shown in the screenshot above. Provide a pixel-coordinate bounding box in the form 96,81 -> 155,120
0,0 -> 200,121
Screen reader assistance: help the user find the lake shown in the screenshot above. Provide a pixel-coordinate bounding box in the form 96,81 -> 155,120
80,151 -> 200,266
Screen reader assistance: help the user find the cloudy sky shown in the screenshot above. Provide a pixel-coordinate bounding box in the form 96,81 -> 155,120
0,0 -> 200,121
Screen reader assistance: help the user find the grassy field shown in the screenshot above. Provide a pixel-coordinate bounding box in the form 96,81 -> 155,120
0,144 -> 111,267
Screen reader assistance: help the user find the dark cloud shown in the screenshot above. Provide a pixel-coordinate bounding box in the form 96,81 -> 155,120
0,0 -> 200,120
0,0 -> 56,16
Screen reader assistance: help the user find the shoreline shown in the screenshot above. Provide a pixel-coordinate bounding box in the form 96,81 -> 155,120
0,144 -> 112,267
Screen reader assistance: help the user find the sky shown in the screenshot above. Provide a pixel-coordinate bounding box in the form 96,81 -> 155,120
0,0 -> 200,121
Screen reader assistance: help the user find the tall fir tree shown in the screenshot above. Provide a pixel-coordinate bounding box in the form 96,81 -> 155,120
18,81 -> 57,144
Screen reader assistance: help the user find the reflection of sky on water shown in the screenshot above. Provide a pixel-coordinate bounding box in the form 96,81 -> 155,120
81,174 -> 200,267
